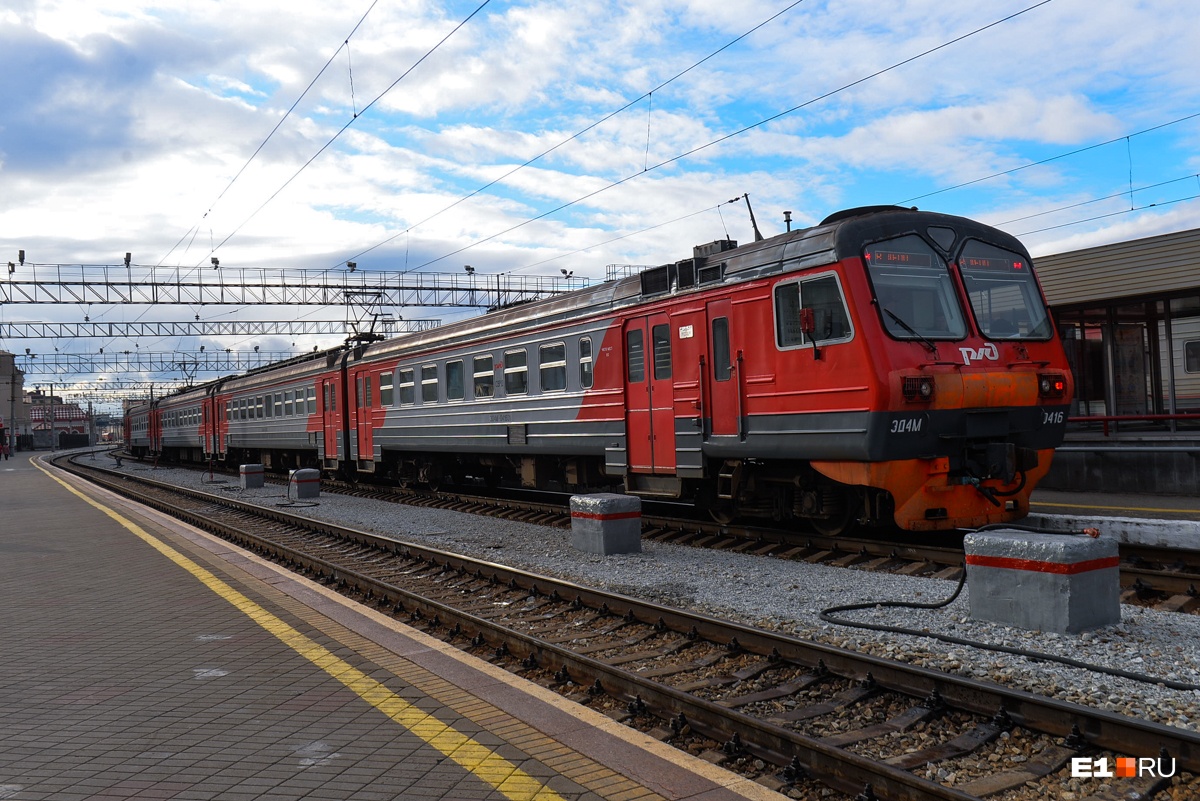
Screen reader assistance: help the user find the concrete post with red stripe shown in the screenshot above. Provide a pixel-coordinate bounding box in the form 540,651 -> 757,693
289,468 -> 321,499
569,493 -> 642,555
963,529 -> 1120,634
240,463 -> 265,490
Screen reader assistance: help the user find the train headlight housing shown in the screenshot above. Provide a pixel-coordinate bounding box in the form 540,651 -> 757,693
903,376 -> 935,402
1038,372 -> 1067,399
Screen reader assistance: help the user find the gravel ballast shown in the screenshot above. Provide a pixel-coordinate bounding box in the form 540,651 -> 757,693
109,461 -> 1200,733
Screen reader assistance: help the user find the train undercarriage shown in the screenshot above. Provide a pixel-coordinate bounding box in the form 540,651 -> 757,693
136,442 -> 1032,535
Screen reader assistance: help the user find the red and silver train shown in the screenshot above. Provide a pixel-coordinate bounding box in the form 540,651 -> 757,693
125,206 -> 1074,532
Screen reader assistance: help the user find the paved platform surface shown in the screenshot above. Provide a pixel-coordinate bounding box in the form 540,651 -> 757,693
0,453 -> 777,801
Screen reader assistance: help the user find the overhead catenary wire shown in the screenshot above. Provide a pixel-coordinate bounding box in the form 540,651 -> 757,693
342,0 -> 814,270
159,0 -> 383,268
896,110 -> 1200,207
202,0 -> 494,269
400,0 -> 1057,273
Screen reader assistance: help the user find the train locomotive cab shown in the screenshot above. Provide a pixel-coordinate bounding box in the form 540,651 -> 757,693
802,209 -> 1074,530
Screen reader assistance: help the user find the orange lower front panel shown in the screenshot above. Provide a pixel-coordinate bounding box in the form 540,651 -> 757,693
811,451 -> 1056,531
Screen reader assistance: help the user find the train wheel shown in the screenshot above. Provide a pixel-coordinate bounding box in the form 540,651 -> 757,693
709,502 -> 738,525
810,487 -> 857,536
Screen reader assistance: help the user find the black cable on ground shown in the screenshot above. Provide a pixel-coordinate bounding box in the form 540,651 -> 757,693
819,525 -> 1200,692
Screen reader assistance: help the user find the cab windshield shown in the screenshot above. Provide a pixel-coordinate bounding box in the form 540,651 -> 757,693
958,240 -> 1053,340
864,235 -> 967,340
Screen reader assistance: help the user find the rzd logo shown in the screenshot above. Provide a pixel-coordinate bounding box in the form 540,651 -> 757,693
959,343 -> 999,365
1071,757 -> 1177,778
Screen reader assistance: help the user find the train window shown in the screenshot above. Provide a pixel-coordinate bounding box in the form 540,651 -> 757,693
864,235 -> 967,340
287,391 -> 296,416
627,329 -> 645,383
474,355 -> 494,398
307,387 -> 316,414
399,368 -> 415,405
712,318 -> 731,381
274,393 -> 283,417
265,395 -> 274,418
579,338 -> 593,389
226,401 -> 231,421
421,365 -> 438,403
447,360 -> 465,401
958,240 -> 1053,341
540,343 -> 567,391
774,274 -> 853,349
256,397 -> 264,419
379,372 -> 394,406
652,325 -> 672,380
1186,341 -> 1200,373
364,378 -> 373,409
504,349 -> 528,395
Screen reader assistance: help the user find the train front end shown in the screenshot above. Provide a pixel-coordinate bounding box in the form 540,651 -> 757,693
811,210 -> 1074,530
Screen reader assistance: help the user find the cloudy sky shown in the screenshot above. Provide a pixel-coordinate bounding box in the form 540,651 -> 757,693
2,0 -> 1199,405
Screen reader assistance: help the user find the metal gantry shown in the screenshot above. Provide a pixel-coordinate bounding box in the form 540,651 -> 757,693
1,265 -> 587,306
1,318 -> 441,339
17,352 -> 316,376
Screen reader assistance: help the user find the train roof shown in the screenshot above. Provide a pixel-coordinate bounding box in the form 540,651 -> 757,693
349,205 -> 1028,364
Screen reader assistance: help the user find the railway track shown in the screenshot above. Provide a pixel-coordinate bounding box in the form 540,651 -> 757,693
61,454 -> 1200,800
223,461 -> 1200,615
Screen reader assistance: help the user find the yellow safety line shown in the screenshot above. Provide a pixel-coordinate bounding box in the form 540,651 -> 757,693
1031,500 -> 1200,516
36,461 -> 566,801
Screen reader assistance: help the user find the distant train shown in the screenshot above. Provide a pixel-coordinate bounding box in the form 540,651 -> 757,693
125,206 -> 1074,533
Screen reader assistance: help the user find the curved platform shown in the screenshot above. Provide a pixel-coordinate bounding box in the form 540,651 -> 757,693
0,453 -> 777,801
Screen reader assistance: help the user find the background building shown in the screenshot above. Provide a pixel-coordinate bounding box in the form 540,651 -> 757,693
0,351 -> 29,453
1037,227 -> 1200,493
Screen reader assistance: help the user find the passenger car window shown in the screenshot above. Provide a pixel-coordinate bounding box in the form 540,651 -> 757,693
539,343 -> 566,391
474,355 -> 494,398
398,368 -> 415,405
421,365 -> 438,403
579,337 -> 593,389
447,360 -> 465,401
379,372 -> 394,406
504,349 -> 528,395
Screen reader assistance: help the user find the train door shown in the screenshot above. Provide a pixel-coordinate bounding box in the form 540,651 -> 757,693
706,299 -> 740,437
149,406 -> 162,454
354,370 -> 374,469
321,377 -> 340,465
624,314 -> 676,472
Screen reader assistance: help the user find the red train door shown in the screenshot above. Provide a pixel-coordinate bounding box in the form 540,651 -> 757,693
624,314 -> 676,473
321,377 -> 340,464
354,370 -> 374,468
706,299 -> 740,437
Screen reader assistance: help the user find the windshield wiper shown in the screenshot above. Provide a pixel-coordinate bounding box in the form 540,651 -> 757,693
884,308 -> 939,354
